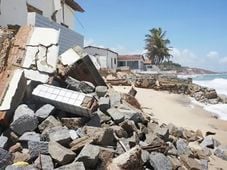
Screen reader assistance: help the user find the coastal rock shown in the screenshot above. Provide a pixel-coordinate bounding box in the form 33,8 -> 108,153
70,136 -> 93,152
35,104 -> 55,121
9,143 -> 22,153
110,125 -> 128,138
19,132 -> 41,142
34,154 -> 54,170
204,89 -> 218,99
12,152 -> 30,163
149,152 -> 172,170
79,81 -> 95,93
0,136 -> 8,148
176,138 -> 192,155
46,126 -> 71,145
107,108 -> 125,124
107,146 -> 143,170
99,97 -> 110,112
49,141 -> 76,165
86,113 -> 101,127
75,144 -> 100,169
10,105 -> 38,136
38,115 -> 62,132
96,86 -> 108,97
55,162 -> 85,170
0,148 -> 12,169
214,145 -> 227,161
61,117 -> 87,129
84,126 -> 115,146
28,141 -> 48,159
180,155 -> 202,170
200,136 -> 220,149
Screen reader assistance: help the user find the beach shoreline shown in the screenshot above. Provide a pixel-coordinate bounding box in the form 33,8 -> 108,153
113,86 -> 227,145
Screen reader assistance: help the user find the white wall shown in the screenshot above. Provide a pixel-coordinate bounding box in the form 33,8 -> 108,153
84,47 -> 118,69
0,0 -> 76,30
0,0 -> 27,26
28,13 -> 84,54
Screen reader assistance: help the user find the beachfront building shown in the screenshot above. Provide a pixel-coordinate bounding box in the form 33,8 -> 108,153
117,54 -> 145,70
84,46 -> 118,70
0,0 -> 84,54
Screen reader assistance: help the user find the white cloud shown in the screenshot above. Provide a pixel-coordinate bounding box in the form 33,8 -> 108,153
171,48 -> 227,72
219,57 -> 227,64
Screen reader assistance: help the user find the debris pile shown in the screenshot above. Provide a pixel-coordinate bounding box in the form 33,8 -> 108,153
103,71 -> 223,105
0,26 -> 227,170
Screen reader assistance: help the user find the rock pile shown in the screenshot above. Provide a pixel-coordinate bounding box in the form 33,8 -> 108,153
104,71 -> 224,105
1,85 -> 227,169
1,26 -> 227,170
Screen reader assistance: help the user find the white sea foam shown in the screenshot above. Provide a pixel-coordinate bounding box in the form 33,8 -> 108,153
204,104 -> 227,120
190,98 -> 227,120
193,78 -> 227,96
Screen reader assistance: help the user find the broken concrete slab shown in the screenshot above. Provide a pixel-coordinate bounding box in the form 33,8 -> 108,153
32,84 -> 97,117
107,146 -> 143,170
19,132 -> 41,142
149,152 -> 172,170
55,162 -> 85,170
23,27 -> 59,74
0,70 -> 27,126
28,141 -> 49,159
49,141 -> 76,165
34,154 -> 54,170
35,104 -> 55,121
75,144 -> 100,169
67,54 -> 106,86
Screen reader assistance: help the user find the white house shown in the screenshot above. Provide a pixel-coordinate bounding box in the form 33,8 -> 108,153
118,55 -> 145,70
0,0 -> 84,54
84,46 -> 118,70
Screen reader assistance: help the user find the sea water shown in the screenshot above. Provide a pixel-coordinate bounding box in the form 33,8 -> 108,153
193,74 -> 227,120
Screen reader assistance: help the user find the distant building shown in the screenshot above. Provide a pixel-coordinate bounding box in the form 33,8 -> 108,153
84,46 -> 118,70
117,55 -> 145,70
0,0 -> 84,54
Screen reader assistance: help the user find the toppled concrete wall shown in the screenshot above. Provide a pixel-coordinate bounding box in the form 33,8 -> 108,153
32,84 -> 97,117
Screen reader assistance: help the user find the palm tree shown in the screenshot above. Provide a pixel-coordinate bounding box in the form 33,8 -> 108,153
145,27 -> 172,65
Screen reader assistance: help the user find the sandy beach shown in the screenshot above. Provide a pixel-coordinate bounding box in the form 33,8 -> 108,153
114,85 -> 227,169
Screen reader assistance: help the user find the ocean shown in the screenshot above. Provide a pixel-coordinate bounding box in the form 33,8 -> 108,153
192,74 -> 227,120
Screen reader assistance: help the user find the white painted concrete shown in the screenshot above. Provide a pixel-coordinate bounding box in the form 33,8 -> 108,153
0,70 -> 26,110
0,0 -> 77,30
23,27 -> 60,73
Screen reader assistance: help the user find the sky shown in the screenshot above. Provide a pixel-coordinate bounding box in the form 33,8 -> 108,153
75,0 -> 227,72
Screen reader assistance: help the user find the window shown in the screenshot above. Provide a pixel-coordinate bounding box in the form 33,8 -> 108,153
114,58 -> 117,65
27,3 -> 43,15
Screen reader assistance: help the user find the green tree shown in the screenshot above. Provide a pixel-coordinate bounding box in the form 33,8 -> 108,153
145,27 -> 172,65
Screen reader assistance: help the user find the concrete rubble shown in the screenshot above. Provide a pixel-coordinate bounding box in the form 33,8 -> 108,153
0,26 -> 227,170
